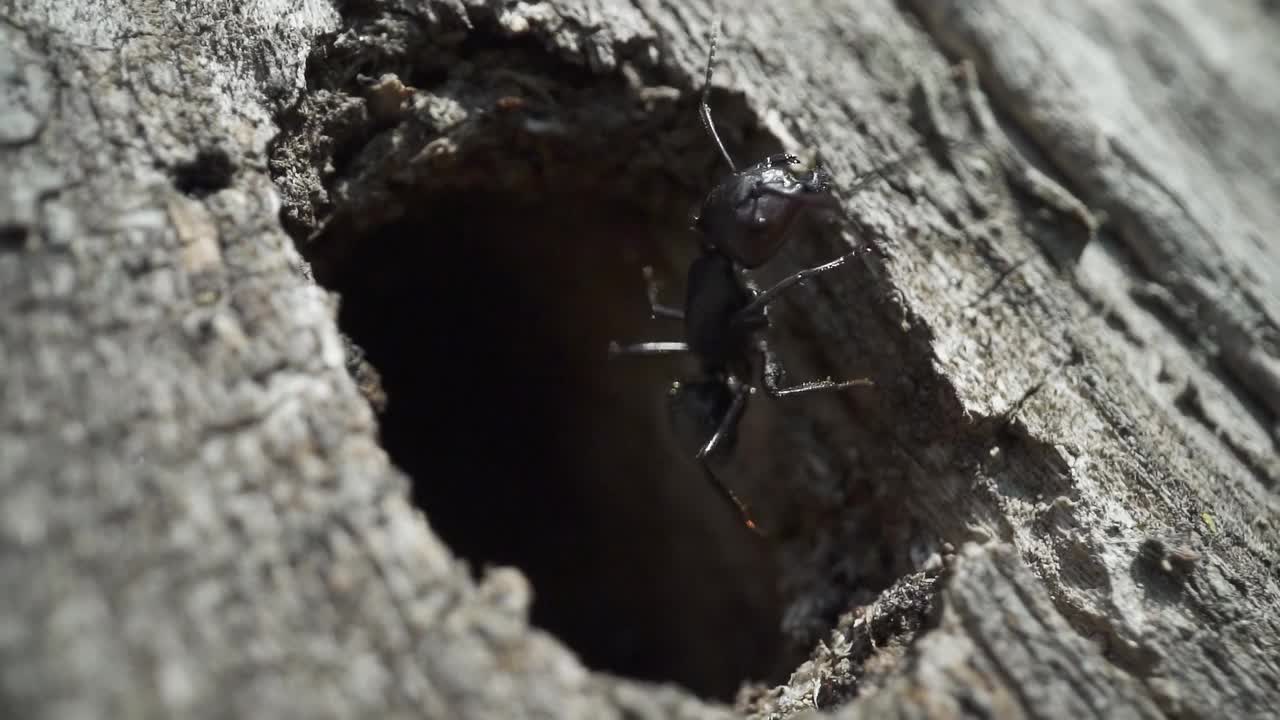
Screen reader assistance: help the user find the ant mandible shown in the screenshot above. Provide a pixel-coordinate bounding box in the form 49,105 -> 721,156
609,24 -> 886,534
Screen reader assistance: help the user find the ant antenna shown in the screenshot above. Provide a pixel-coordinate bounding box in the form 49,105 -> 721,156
700,21 -> 737,172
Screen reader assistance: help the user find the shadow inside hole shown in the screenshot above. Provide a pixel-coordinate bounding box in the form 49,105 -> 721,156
316,191 -> 781,699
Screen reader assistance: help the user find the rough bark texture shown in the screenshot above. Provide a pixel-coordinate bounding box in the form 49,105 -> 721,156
2,0 -> 1278,719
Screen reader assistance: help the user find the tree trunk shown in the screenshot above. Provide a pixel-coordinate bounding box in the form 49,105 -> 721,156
3,0 -> 1277,718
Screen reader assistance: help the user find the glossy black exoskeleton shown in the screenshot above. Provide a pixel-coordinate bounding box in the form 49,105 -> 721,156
609,25 -> 881,533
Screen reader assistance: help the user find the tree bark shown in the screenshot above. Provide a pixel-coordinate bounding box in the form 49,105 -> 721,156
2,0 -> 1277,719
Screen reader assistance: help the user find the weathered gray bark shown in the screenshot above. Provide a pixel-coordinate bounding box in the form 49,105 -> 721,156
2,0 -> 1277,719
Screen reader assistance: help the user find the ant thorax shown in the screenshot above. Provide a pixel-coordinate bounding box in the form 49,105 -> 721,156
683,252 -> 754,373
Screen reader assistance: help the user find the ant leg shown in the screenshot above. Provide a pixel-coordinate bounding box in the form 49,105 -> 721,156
642,266 -> 684,320
759,337 -> 871,398
699,459 -> 762,534
671,376 -> 762,532
732,246 -> 873,324
608,341 -> 690,356
767,376 -> 873,397
695,381 -> 750,460
610,267 -> 682,356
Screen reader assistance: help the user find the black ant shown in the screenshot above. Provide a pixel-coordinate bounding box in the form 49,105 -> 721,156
608,25 -> 910,534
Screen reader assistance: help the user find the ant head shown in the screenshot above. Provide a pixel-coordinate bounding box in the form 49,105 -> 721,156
694,23 -> 843,268
693,154 -> 842,269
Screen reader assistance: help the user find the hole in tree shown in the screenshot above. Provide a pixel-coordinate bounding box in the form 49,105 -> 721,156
276,28 -> 938,703
309,188 -> 783,699
0,224 -> 27,251
172,147 -> 235,197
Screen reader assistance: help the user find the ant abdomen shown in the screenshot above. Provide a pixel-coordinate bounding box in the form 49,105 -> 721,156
667,379 -> 739,460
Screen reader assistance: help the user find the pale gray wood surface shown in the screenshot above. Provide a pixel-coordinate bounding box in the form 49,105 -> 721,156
2,0 -> 1277,718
